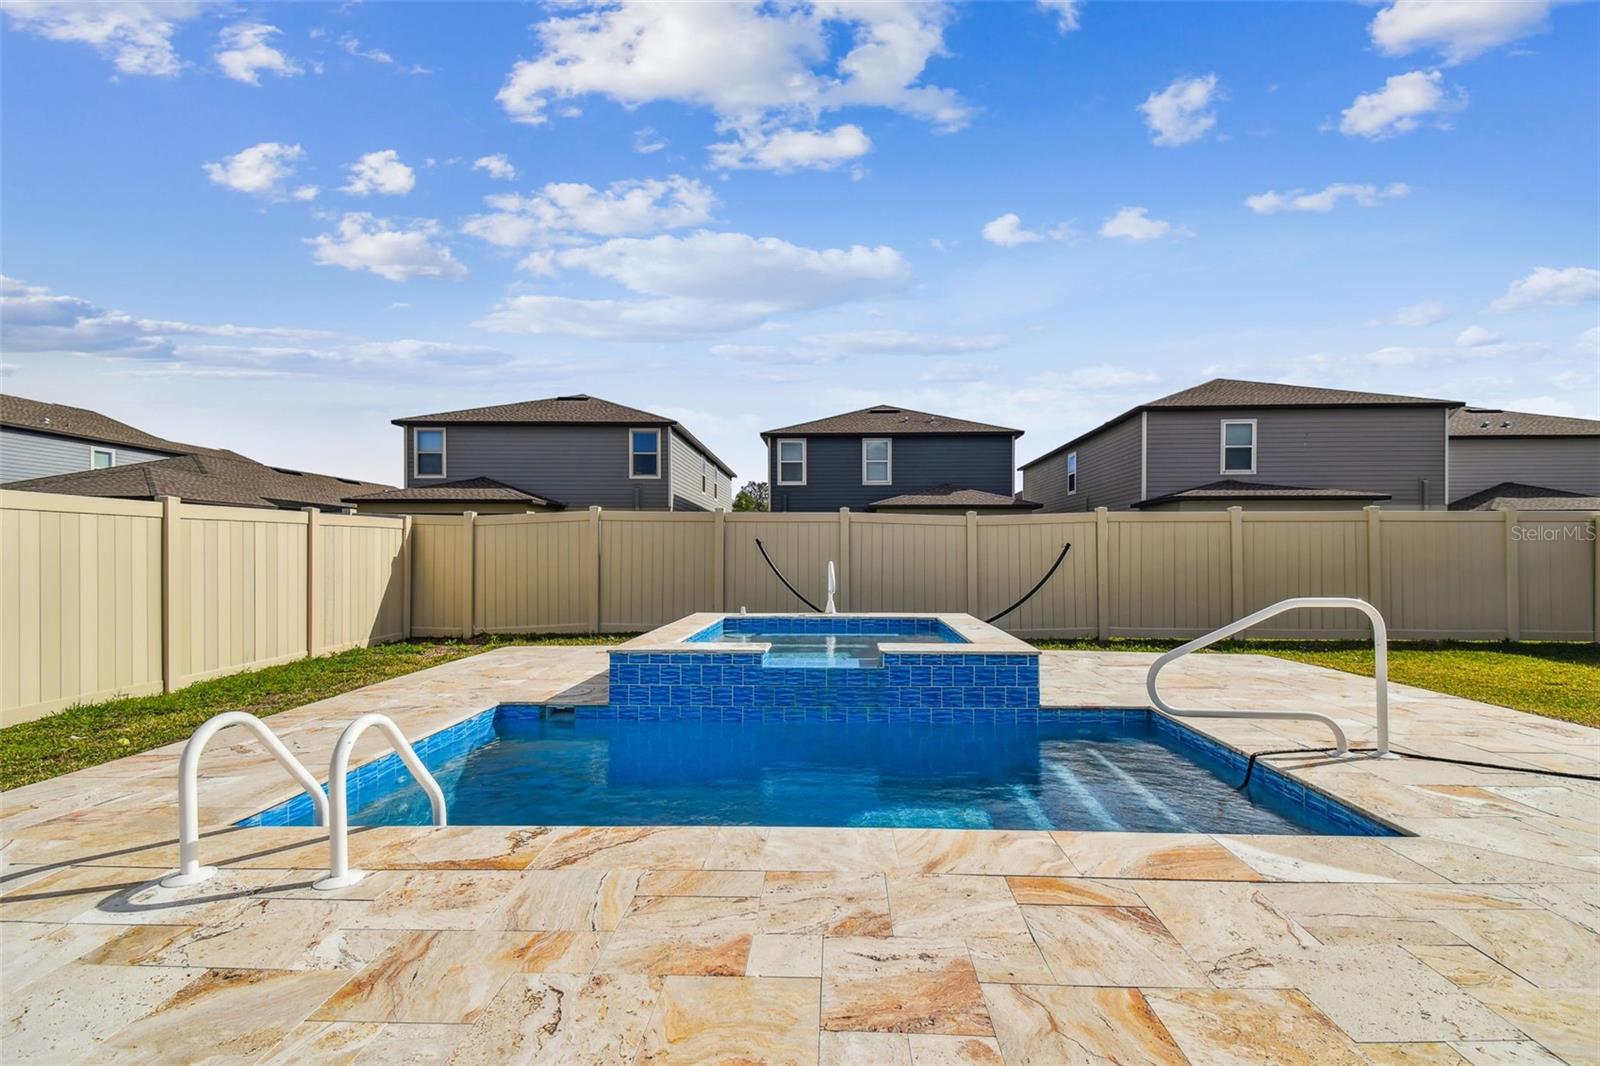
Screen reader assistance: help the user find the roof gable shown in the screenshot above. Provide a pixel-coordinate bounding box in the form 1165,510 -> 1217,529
763,404 -> 1021,438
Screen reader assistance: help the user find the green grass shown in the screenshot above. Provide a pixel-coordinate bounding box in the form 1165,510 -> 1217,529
4,631 -> 1593,790
0,634 -> 629,791
1031,637 -> 1600,728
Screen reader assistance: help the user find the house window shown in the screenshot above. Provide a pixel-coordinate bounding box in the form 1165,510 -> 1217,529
1066,451 -> 1077,494
863,438 -> 892,485
90,447 -> 114,470
777,439 -> 806,485
701,456 -> 708,493
1221,420 -> 1256,474
630,428 -> 661,478
414,428 -> 445,478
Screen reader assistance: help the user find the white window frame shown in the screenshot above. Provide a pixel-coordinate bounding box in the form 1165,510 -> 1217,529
776,438 -> 807,486
90,446 -> 115,470
1220,419 -> 1257,475
862,438 -> 892,486
1066,451 -> 1077,495
629,427 -> 662,480
413,427 -> 446,479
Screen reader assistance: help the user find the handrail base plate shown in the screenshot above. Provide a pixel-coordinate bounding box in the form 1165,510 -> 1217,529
313,869 -> 368,891
160,866 -> 218,889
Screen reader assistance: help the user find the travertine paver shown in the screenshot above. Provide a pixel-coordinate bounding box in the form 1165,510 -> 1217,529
1,646 -> 1596,1064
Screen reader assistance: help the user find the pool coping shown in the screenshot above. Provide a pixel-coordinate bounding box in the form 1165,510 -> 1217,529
610,611 -> 1041,659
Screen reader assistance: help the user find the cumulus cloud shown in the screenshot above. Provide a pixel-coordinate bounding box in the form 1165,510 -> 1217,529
1245,182 -> 1410,214
494,2 -> 969,170
1368,300 -> 1448,327
462,176 -> 715,247
477,230 -> 910,339
981,213 -> 1041,248
202,142 -> 305,197
1456,325 -> 1502,346
0,0 -> 206,77
215,22 -> 302,85
710,125 -> 871,172
472,154 -> 517,181
342,149 -> 416,196
1037,0 -> 1081,33
1488,266 -> 1600,313
1139,74 -> 1222,147
309,214 -> 467,281
1339,70 -> 1466,140
1098,206 -> 1177,241
1369,0 -> 1556,65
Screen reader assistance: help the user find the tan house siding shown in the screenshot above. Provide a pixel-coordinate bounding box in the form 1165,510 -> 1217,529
668,429 -> 729,511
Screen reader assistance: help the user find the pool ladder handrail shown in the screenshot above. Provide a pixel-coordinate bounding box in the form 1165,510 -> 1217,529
1145,596 -> 1390,758
161,711 -> 329,888
313,713 -> 446,891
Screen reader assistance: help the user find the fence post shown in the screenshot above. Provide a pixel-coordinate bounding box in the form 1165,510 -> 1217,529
837,508 -> 851,612
1503,507 -> 1520,641
966,511 -> 979,615
1095,507 -> 1110,640
1228,506 -> 1245,620
400,514 -> 413,639
461,511 -> 477,638
1365,506 -> 1383,617
160,496 -> 182,692
305,507 -> 322,658
712,509 -> 726,611
588,507 -> 602,633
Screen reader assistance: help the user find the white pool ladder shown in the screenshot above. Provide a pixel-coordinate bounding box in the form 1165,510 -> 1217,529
1145,596 -> 1391,758
314,714 -> 446,891
162,712 -> 329,888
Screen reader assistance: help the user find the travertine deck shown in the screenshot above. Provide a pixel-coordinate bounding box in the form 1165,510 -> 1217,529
2,648 -> 1596,1065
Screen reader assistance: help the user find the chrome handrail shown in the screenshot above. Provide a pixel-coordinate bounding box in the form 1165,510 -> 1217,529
161,712 -> 328,888
1145,596 -> 1390,757
314,713 -> 446,890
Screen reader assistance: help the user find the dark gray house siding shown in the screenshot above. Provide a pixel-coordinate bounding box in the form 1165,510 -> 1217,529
1022,415 -> 1142,512
403,424 -> 674,510
0,427 -> 175,484
1449,437 -> 1600,501
1144,406 -> 1449,509
769,433 -> 1014,513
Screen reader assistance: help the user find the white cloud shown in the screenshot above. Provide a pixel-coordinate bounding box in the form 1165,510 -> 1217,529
215,22 -> 302,85
342,149 -> 416,197
202,142 -> 305,197
1245,182 -> 1410,214
1139,74 -> 1222,147
339,34 -> 430,75
495,2 -> 969,169
0,0 -> 206,77
710,124 -> 871,172
982,213 -> 1041,248
799,329 -> 1010,356
1456,325 -> 1501,346
292,185 -> 319,201
1578,326 -> 1600,355
1369,300 -> 1448,327
477,230 -> 910,339
462,176 -> 715,247
1488,266 -> 1600,313
1339,70 -> 1465,140
1370,0 -> 1556,65
1037,0 -> 1081,33
309,214 -> 467,281
634,128 -> 667,154
472,154 -> 517,181
1098,206 -> 1176,241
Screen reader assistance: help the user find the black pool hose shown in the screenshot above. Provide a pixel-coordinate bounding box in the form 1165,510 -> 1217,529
1237,746 -> 1600,790
985,543 -> 1072,625
754,538 -> 823,613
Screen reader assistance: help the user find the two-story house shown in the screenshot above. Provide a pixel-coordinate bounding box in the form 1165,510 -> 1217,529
0,394 -> 241,483
1021,379 -> 1462,512
761,404 -> 1039,513
357,394 -> 733,514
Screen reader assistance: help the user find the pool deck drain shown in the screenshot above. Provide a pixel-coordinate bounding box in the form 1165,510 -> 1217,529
2,648 -> 1596,1064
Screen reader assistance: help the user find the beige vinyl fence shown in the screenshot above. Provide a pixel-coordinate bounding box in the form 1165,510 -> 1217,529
3,492 -> 1596,725
1,491 -> 408,726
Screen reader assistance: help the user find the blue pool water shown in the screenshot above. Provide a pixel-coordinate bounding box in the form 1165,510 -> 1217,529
242,707 -> 1393,836
709,630 -> 953,667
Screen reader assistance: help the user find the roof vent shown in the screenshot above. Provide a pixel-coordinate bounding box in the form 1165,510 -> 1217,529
1500,420 -> 1512,428
868,405 -> 901,414
555,394 -> 590,401
271,468 -> 305,477
1480,420 -> 1491,428
37,416 -> 51,425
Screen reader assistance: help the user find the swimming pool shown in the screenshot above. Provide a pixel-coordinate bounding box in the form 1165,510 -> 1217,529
241,706 -> 1394,836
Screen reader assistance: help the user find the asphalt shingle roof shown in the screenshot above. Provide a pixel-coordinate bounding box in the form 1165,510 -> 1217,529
392,394 -> 734,476
6,454 -> 392,511
867,484 -> 1041,510
763,404 -> 1021,438
1132,479 -> 1391,509
1448,482 -> 1600,512
0,394 -> 243,459
1449,407 -> 1600,438
345,477 -> 558,507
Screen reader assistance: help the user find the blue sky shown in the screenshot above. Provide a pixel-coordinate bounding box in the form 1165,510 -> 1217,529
3,0 -> 1597,487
